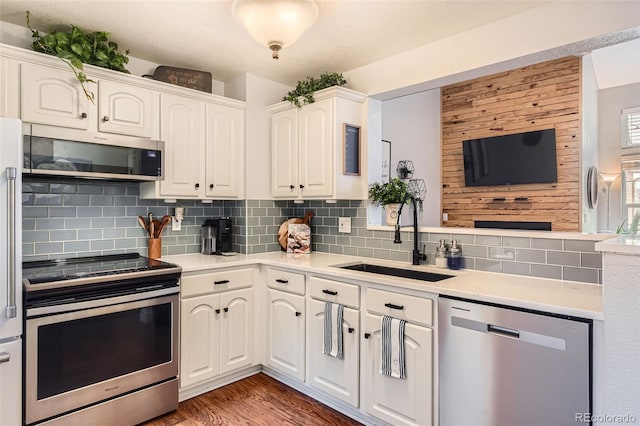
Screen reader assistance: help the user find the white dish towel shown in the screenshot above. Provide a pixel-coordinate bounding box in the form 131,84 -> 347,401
380,315 -> 406,379
323,301 -> 344,359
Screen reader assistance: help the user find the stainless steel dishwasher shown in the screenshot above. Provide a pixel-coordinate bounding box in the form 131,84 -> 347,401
438,296 -> 591,426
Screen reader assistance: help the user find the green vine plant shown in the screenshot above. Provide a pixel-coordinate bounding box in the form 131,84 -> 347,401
283,72 -> 347,107
26,11 -> 130,103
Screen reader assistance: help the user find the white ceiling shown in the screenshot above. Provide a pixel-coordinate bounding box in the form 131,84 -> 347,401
0,0 -> 551,86
0,0 -> 638,92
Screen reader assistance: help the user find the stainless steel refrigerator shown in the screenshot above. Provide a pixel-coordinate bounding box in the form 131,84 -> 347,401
0,117 -> 22,425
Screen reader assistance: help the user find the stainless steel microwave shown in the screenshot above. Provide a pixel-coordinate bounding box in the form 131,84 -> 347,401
22,123 -> 163,181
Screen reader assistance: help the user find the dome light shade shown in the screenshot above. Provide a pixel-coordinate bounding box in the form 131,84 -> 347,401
231,0 -> 319,59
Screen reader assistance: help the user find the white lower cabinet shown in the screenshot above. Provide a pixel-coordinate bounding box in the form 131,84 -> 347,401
266,288 -> 305,381
308,299 -> 359,407
363,312 -> 434,426
180,287 -> 253,389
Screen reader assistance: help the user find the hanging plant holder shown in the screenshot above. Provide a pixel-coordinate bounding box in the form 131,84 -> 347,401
397,160 -> 414,179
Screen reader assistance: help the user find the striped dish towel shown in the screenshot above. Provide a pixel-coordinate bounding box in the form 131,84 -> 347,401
380,315 -> 406,379
323,301 -> 344,359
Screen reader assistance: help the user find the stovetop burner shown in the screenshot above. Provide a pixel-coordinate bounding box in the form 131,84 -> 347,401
23,253 -> 178,285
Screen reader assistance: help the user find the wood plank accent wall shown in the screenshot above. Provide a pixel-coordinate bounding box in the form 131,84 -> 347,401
441,57 -> 582,232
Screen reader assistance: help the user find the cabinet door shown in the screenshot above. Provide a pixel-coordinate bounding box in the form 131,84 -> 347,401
0,340 -> 21,426
98,80 -> 157,138
21,62 -> 92,130
308,299 -> 359,407
271,108 -> 299,197
219,288 -> 253,375
363,313 -> 433,426
298,97 -> 333,197
180,294 -> 220,388
160,93 -> 205,198
205,103 -> 243,198
266,289 -> 305,381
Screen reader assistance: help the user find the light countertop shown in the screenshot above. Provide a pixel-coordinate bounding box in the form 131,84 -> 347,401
595,235 -> 640,256
163,251 -> 603,320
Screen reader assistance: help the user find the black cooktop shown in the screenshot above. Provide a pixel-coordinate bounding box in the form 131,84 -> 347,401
23,253 -> 180,285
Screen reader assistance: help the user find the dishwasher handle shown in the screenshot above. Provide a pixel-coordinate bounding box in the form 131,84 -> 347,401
487,324 -> 520,339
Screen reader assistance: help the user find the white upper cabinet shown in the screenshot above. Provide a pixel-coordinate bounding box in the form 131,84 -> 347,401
268,86 -> 367,200
21,62 -> 159,139
98,79 -> 157,138
140,93 -> 245,200
21,62 -> 93,130
157,93 -> 205,198
271,107 -> 299,197
205,103 -> 244,198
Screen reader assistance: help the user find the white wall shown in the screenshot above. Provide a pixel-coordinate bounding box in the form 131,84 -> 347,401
344,1 -> 640,99
381,90 -> 441,227
226,73 -> 292,199
582,55 -> 599,234
597,82 -> 640,231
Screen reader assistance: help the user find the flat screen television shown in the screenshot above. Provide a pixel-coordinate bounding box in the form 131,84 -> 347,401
463,129 -> 557,187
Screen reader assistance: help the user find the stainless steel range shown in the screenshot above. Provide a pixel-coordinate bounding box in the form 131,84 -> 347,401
22,253 -> 182,426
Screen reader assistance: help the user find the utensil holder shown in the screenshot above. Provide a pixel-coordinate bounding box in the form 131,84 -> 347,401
148,238 -> 161,259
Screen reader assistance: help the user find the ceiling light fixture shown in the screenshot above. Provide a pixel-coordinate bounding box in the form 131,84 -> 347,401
231,0 -> 319,60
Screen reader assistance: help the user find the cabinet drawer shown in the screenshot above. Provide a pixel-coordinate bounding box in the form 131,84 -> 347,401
181,267 -> 253,297
366,288 -> 432,327
266,268 -> 305,295
309,277 -> 360,309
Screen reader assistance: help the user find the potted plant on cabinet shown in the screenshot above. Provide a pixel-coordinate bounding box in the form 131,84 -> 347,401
368,178 -> 410,225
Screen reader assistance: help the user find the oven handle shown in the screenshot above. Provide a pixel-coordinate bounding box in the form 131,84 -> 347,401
5,167 -> 17,319
26,286 -> 179,318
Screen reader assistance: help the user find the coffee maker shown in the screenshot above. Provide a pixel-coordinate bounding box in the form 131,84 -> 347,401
201,217 -> 232,255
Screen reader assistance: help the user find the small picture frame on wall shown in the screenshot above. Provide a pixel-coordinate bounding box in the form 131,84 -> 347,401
381,140 -> 391,183
343,123 -> 361,175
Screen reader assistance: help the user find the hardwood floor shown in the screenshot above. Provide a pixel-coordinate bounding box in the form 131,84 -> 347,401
142,373 -> 362,426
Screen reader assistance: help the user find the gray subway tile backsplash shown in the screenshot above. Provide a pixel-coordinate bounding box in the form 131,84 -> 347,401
547,251 -> 581,267
21,180 -> 603,284
564,239 -> 597,253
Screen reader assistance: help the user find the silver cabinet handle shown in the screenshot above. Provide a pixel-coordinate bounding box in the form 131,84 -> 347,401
5,167 -> 16,319
0,352 -> 10,363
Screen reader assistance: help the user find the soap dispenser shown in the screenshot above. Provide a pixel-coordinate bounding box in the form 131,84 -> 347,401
447,240 -> 462,270
435,239 -> 448,268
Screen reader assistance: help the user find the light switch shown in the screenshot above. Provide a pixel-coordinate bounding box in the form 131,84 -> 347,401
338,217 -> 351,233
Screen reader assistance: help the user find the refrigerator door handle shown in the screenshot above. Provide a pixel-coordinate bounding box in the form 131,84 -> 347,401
0,352 -> 10,363
5,167 -> 17,319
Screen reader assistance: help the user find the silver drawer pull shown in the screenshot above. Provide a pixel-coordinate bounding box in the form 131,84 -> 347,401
0,352 -> 10,363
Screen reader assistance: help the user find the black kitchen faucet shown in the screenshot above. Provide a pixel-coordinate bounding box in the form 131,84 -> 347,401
393,194 -> 427,265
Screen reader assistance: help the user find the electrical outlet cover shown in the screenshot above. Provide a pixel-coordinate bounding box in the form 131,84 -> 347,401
338,217 -> 352,233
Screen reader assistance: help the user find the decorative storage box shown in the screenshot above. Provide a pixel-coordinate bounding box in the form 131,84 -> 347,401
287,224 -> 311,254
152,66 -> 212,93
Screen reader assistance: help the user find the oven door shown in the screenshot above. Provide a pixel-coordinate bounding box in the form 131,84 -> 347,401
25,290 -> 178,425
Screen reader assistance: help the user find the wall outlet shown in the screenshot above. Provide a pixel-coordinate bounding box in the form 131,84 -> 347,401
171,216 -> 181,231
442,212 -> 449,222
338,217 -> 352,233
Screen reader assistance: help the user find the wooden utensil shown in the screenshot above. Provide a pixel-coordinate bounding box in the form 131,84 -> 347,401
149,220 -> 155,239
138,216 -> 149,236
156,215 -> 171,237
152,218 -> 161,237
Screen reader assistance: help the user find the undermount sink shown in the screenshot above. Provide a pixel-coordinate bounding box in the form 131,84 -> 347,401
338,263 -> 454,282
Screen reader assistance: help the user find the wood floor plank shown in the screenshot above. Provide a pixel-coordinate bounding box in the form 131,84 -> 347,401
141,373 -> 362,426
